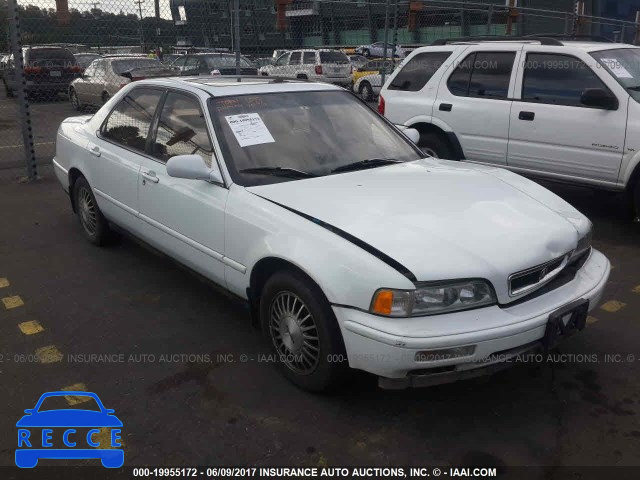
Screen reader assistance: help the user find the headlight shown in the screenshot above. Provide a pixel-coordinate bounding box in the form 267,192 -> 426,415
370,279 -> 497,317
573,222 -> 593,259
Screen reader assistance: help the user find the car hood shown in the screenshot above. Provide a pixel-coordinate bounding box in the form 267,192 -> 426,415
247,159 -> 587,304
16,410 -> 123,427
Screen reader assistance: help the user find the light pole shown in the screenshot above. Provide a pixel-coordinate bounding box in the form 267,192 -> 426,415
135,0 -> 146,51
92,2 -> 102,52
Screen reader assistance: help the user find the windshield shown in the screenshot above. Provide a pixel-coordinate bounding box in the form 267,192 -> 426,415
203,55 -> 253,69
208,91 -> 421,186
112,58 -> 160,74
591,48 -> 640,102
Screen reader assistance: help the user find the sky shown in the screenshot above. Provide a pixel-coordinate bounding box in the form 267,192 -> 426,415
19,0 -> 175,20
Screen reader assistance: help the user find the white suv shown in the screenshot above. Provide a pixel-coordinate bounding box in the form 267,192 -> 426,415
379,36 -> 640,216
259,49 -> 352,86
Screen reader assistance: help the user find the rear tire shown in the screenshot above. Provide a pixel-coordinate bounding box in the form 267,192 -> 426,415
359,81 -> 374,102
69,88 -> 82,111
260,270 -> 349,392
419,131 -> 454,159
362,49 -> 371,57
73,176 -> 112,246
4,80 -> 14,97
633,181 -> 640,221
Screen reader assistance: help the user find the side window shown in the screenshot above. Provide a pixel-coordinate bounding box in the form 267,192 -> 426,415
302,52 -> 315,65
390,51 -> 452,92
468,52 -> 515,99
84,62 -> 96,77
151,92 -> 213,164
289,52 -> 301,65
173,56 -> 186,70
101,88 -> 163,153
275,53 -> 289,66
185,56 -> 199,72
522,53 -> 612,107
94,60 -> 106,76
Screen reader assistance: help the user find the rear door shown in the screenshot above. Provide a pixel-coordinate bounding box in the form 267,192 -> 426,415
92,87 -> 164,232
434,44 -> 522,165
507,47 -> 627,185
138,90 -> 228,286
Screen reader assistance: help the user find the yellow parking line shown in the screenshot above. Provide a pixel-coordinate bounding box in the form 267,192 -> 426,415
35,345 -> 63,363
600,300 -> 626,313
586,316 -> 599,325
0,278 -> 9,288
61,383 -> 89,405
18,320 -> 44,335
2,295 -> 24,309
632,285 -> 640,294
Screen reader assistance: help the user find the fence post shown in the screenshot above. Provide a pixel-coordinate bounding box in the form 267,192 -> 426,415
381,0 -> 390,86
506,0 -> 518,36
486,4 -> 494,36
7,0 -> 37,181
635,11 -> 640,45
234,0 -> 240,77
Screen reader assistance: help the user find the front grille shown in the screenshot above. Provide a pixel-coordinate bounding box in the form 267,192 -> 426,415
504,248 -> 592,308
509,254 -> 568,296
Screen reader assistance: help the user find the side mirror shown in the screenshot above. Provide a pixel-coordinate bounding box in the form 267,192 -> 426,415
24,409 -> 34,414
166,154 -> 224,184
104,409 -> 115,414
402,128 -> 420,144
581,88 -> 618,110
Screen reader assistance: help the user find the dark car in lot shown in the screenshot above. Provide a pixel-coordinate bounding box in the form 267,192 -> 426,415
4,46 -> 81,98
171,53 -> 258,76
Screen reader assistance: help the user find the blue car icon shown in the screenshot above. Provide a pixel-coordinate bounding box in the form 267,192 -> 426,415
16,391 -> 123,468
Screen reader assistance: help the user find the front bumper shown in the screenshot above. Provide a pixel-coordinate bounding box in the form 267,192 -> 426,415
333,248 -> 610,388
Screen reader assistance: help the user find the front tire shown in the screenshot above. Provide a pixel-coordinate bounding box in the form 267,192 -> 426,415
4,80 -> 14,97
260,270 -> 348,392
73,176 -> 112,246
102,92 -> 110,105
419,131 -> 454,159
634,181 -> 640,221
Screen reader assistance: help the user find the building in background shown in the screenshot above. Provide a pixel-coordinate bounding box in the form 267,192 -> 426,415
168,0 -> 640,53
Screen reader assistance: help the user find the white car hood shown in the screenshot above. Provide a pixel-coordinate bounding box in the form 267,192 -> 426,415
247,159 -> 586,303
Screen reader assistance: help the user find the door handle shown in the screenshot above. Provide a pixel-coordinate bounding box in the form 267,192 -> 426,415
519,111 -> 535,121
439,103 -> 453,112
89,144 -> 101,157
141,170 -> 159,184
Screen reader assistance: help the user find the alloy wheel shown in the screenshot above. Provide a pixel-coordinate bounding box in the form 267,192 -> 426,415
269,291 -> 320,375
78,186 -> 98,235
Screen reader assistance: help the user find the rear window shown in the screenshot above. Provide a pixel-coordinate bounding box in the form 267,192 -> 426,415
112,58 -> 160,74
27,48 -> 76,64
319,51 -> 349,64
389,52 -> 452,91
203,55 -> 253,68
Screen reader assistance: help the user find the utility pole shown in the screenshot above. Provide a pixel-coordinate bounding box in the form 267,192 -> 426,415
234,0 -> 240,79
92,2 -> 102,52
135,0 -> 146,51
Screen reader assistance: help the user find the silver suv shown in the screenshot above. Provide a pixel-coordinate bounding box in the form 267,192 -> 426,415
259,49 -> 352,86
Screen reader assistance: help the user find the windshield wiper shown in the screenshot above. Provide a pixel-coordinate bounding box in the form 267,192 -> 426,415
331,158 -> 403,174
239,166 -> 317,179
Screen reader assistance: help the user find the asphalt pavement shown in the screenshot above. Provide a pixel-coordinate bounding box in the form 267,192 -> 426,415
0,164 -> 639,475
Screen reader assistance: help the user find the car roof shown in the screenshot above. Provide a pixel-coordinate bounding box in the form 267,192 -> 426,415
416,39 -> 639,53
134,76 -> 343,97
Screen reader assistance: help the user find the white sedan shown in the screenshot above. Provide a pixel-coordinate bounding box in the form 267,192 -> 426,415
53,77 -> 610,391
353,72 -> 383,102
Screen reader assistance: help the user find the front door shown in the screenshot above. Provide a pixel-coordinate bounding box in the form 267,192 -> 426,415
507,49 -> 627,185
138,90 -> 228,286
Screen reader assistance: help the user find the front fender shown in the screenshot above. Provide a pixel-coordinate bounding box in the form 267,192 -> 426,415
223,185 -> 414,310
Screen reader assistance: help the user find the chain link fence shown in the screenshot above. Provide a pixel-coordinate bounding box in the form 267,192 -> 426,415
2,0 -> 640,177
